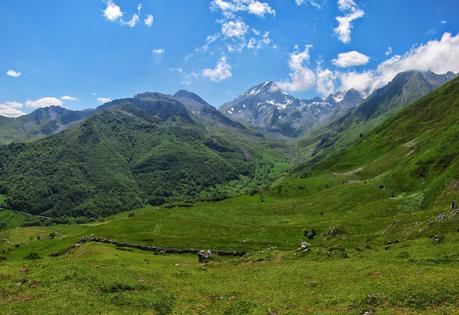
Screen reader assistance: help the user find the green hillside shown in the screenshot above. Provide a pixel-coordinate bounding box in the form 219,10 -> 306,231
0,96 -> 290,218
0,76 -> 458,314
297,70 -> 457,163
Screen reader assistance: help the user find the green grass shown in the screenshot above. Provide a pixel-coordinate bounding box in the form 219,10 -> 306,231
0,78 -> 458,314
1,164 -> 458,313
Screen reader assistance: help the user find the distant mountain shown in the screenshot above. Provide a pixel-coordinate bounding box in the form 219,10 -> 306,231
173,90 -> 246,130
0,106 -> 94,144
220,81 -> 363,137
299,70 -> 457,161
0,93 -> 287,217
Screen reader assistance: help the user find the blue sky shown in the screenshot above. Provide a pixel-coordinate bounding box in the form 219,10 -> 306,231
1,0 -> 459,116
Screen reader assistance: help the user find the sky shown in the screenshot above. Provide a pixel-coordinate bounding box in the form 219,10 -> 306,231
1,0 -> 459,117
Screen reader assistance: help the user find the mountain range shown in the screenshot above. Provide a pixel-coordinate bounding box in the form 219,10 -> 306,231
297,70 -> 458,162
0,69 -> 456,218
219,81 -> 364,137
0,92 -> 287,217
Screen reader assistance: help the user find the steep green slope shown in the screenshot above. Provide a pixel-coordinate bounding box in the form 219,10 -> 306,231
0,106 -> 94,144
298,70 -> 456,162
0,96 -> 289,218
290,76 -> 459,212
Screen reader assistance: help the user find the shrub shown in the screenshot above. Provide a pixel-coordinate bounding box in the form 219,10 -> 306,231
24,252 -> 41,260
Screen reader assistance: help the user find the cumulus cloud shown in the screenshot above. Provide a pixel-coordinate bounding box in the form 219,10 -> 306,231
61,96 -> 78,101
334,0 -> 364,44
295,0 -> 324,9
210,0 -> 275,18
123,14 -> 140,27
0,101 -> 25,118
385,46 -> 393,56
202,56 -> 232,82
6,70 -> 21,78
332,50 -> 369,67
316,68 -> 336,96
247,30 -> 272,49
337,71 -> 374,92
25,97 -> 63,108
202,1 -> 275,55
97,97 -> 112,104
338,32 -> 459,93
103,1 -> 153,29
221,20 -> 248,38
103,0 -> 123,21
274,32 -> 459,97
144,14 -> 154,26
247,1 -> 276,17
152,48 -> 165,60
277,45 -> 316,92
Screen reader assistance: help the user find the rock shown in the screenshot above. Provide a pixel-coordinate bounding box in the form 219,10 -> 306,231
297,241 -> 311,253
431,234 -> 444,244
197,250 -> 214,263
365,294 -> 379,305
303,229 -> 317,240
323,227 -> 344,238
436,212 -> 446,222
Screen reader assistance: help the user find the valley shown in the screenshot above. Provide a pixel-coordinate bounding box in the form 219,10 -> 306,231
1,75 -> 458,314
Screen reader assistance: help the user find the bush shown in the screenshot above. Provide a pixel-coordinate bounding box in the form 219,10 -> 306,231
24,252 -> 41,260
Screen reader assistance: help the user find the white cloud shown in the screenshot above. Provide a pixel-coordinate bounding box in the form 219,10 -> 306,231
295,0 -> 323,9
6,70 -> 21,78
144,14 -> 154,26
25,97 -> 63,108
124,14 -> 140,27
277,45 -> 316,92
221,20 -> 248,38
182,72 -> 200,86
316,68 -> 336,96
334,9 -> 364,44
332,50 -> 369,67
0,101 -> 25,118
337,71 -> 374,93
337,0 -> 357,11
441,20 -> 447,24
334,0 -> 364,44
210,0 -> 275,18
247,1 -> 275,17
152,48 -> 165,59
61,96 -> 78,101
202,56 -> 232,82
137,3 -> 142,11
247,31 -> 272,49
339,32 -> 459,93
103,0 -> 123,21
385,46 -> 393,56
97,97 -> 112,104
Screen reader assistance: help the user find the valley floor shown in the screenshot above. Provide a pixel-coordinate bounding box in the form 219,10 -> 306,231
1,175 -> 458,314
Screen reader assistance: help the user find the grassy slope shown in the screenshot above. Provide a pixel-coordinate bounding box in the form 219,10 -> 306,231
0,80 -> 458,314
0,102 -> 291,218
296,70 -> 451,163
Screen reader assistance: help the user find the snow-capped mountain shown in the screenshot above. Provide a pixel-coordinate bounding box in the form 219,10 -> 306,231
219,81 -> 364,137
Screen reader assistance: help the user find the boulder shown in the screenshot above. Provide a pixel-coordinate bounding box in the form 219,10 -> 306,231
323,227 -> 344,238
431,234 -> 444,244
297,241 -> 311,253
198,250 -> 214,263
